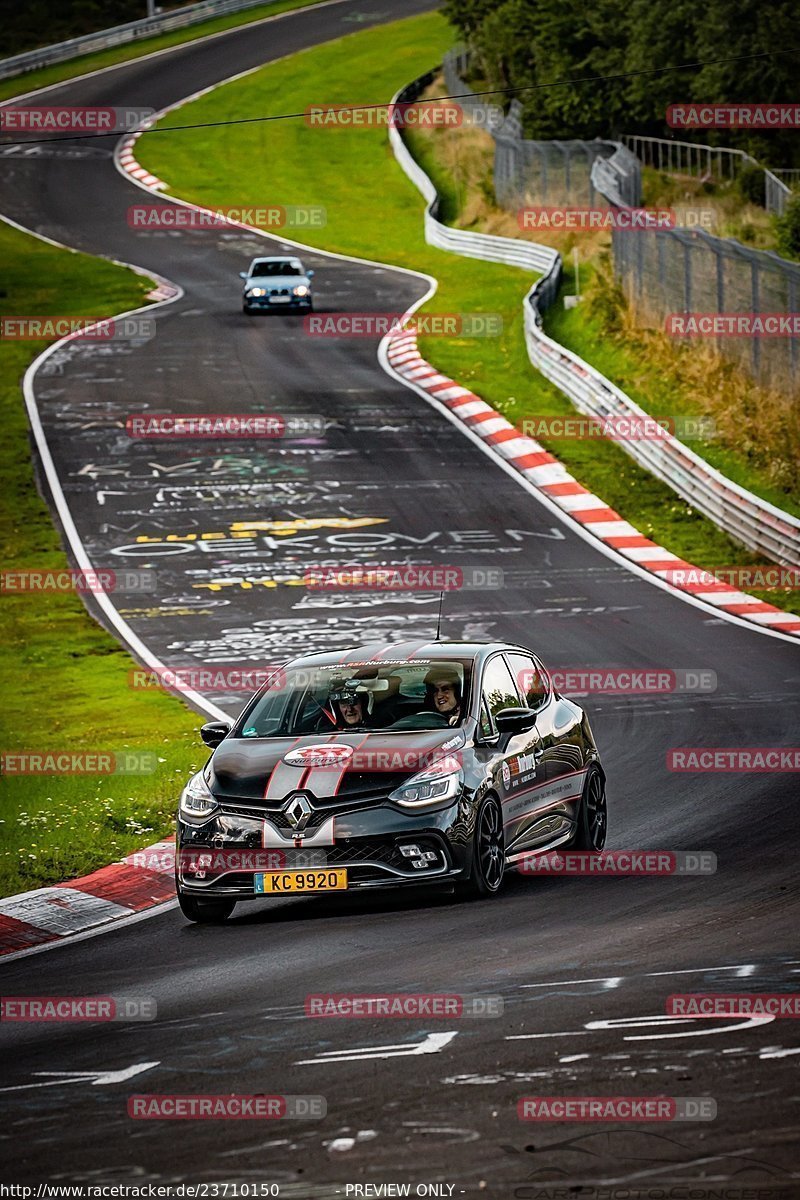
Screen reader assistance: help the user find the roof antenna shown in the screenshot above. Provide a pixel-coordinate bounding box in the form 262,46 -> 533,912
434,590 -> 445,641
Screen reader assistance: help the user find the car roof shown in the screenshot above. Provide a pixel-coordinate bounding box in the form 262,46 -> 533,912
284,641 -> 538,669
248,256 -> 302,266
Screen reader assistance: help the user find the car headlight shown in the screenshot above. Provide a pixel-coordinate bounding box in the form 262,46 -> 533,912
293,285 -> 310,297
389,756 -> 463,808
179,770 -> 218,820
247,287 -> 266,297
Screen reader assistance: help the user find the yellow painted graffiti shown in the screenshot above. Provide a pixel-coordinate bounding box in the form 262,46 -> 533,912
134,517 -> 387,543
229,517 -> 387,534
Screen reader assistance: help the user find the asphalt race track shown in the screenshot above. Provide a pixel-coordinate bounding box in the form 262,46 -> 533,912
1,0 -> 799,1193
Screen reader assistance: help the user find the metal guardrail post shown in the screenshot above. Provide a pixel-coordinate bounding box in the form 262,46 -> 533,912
751,258 -> 761,376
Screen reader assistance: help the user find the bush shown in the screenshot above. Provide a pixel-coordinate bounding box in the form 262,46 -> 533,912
584,257 -> 627,334
775,194 -> 800,260
737,165 -> 766,207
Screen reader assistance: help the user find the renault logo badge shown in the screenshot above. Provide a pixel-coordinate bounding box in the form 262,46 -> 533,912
283,793 -> 312,831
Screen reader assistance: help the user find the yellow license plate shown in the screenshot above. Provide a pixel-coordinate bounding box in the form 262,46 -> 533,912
254,869 -> 347,894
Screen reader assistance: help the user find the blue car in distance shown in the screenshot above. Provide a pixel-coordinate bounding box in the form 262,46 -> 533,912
240,255 -> 315,314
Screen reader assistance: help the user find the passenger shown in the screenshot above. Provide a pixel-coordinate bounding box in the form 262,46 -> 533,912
423,666 -> 463,726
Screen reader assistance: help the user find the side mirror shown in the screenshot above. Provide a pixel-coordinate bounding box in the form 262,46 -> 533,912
495,707 -> 537,735
200,721 -> 231,749
239,272 -> 248,279
307,269 -> 315,278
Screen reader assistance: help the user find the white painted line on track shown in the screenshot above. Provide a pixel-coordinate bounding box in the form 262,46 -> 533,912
0,1062 -> 160,1093
296,1030 -> 458,1064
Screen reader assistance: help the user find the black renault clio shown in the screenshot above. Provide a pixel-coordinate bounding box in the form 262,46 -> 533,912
176,641 -> 607,922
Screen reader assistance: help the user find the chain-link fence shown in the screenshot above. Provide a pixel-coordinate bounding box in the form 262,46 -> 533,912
444,51 -> 799,396
613,227 -> 800,391
443,51 -> 640,210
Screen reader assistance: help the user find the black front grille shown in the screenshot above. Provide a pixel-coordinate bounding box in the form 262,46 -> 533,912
325,840 -> 406,869
218,791 -> 389,822
267,808 -> 331,834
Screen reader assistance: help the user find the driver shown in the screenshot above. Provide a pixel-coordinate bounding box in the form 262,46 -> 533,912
327,682 -> 371,730
424,666 -> 463,726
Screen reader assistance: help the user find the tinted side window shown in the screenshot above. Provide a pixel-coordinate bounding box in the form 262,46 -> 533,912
506,652 -> 550,710
481,656 -> 521,724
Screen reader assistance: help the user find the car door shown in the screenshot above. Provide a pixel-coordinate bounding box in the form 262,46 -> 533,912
505,651 -> 560,782
505,650 -> 587,845
477,654 -> 546,857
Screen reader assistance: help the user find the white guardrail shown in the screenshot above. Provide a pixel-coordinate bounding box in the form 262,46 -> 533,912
390,71 -> 800,569
621,134 -> 794,217
0,0 -> 280,80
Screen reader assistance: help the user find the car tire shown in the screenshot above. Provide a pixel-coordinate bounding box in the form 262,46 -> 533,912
306,300 -> 314,312
570,764 -> 607,851
177,892 -> 236,923
242,305 -> 255,315
459,794 -> 505,900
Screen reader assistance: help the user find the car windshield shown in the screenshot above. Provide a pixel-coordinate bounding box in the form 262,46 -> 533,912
237,660 -> 473,737
249,261 -> 303,277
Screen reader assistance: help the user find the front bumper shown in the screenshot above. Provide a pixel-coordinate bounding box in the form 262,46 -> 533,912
243,293 -> 311,310
176,796 -> 471,899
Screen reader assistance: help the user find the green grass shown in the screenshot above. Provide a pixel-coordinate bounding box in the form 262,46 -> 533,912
0,220 -> 204,896
545,260 -> 800,521
138,11 -> 800,619
0,0 -> 334,104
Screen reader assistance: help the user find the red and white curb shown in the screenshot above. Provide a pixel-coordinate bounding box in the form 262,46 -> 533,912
0,839 -> 176,959
118,129 -> 168,191
385,331 -> 800,638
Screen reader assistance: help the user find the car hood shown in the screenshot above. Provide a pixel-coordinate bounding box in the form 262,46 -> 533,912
208,727 -> 466,804
243,275 -> 310,288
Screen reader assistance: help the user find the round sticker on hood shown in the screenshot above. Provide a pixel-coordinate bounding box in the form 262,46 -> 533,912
284,744 -> 354,768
